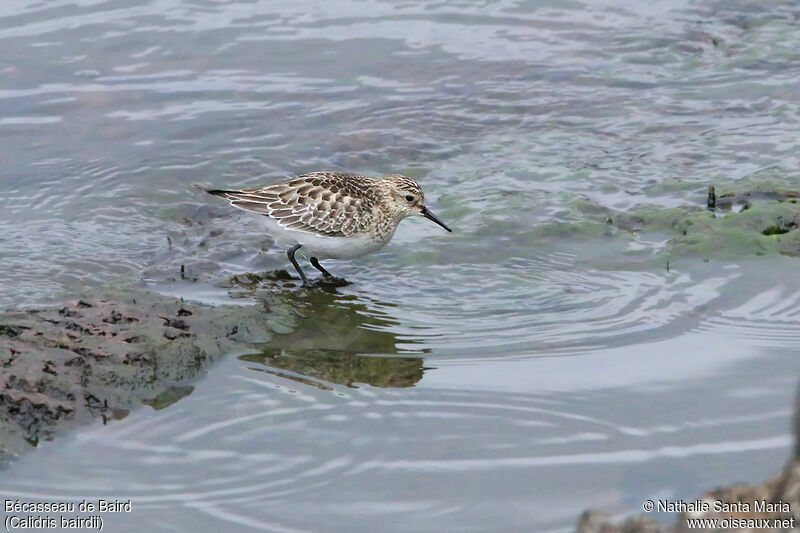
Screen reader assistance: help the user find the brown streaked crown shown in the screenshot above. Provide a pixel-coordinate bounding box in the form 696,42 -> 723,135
382,174 -> 425,198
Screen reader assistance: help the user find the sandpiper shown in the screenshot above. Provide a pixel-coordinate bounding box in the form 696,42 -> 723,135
206,171 -> 452,286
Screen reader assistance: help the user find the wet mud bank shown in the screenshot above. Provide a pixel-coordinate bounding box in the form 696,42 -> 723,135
0,290 -> 276,465
0,269 -> 428,466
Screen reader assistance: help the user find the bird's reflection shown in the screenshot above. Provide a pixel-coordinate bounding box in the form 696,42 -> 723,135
241,350 -> 426,389
234,271 -> 429,389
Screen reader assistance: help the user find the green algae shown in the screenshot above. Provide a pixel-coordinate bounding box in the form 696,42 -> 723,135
632,200 -> 800,259
563,174 -> 800,261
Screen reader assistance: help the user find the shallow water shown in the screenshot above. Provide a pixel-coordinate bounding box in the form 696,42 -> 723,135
2,0 -> 800,531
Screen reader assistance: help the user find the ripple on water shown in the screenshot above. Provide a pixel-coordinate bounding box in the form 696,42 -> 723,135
345,248 -> 749,359
698,284 -> 800,346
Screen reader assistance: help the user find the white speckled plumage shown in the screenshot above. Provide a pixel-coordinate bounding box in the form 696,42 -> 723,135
206,171 -> 451,285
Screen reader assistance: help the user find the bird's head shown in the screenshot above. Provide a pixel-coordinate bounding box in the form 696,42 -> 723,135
381,174 -> 452,232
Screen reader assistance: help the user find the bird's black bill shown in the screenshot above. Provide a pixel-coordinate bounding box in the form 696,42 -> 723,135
421,206 -> 452,232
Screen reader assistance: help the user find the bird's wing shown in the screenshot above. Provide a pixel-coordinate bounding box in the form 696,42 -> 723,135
207,173 -> 378,237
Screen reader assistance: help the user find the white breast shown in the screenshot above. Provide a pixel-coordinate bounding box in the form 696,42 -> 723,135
261,217 -> 391,259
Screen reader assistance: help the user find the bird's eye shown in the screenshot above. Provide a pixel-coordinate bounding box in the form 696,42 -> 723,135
405,195 -> 414,202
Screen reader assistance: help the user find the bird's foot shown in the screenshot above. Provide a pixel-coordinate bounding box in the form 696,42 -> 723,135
312,275 -> 350,288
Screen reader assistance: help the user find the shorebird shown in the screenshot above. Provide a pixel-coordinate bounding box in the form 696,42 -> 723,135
206,171 -> 452,286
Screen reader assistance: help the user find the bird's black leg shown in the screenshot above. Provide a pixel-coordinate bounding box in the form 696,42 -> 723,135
287,244 -> 310,287
310,257 -> 332,277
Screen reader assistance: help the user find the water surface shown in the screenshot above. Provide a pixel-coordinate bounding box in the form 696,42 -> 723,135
1,0 -> 799,531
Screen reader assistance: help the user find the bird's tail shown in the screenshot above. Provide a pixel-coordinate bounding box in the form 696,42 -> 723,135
193,184 -> 235,198
205,189 -> 236,198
